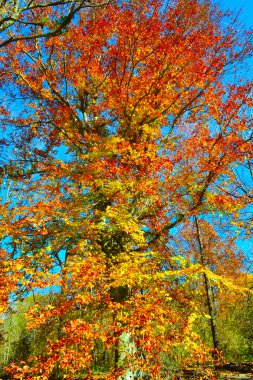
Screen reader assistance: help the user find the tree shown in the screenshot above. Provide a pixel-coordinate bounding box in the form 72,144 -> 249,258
0,293 -> 57,368
216,273 -> 253,361
0,0 -> 252,378
174,217 -> 245,358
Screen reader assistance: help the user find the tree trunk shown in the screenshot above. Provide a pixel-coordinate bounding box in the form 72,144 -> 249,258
194,217 -> 219,356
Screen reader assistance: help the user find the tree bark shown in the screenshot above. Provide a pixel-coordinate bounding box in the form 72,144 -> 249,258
194,217 -> 219,356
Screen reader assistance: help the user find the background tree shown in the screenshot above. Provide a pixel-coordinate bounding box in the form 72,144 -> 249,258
216,273 -> 253,361
173,218 -> 247,359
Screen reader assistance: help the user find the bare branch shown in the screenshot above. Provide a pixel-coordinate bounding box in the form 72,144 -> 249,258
0,0 -> 111,48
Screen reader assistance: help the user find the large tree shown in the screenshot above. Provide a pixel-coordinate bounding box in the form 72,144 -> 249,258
0,0 -> 252,378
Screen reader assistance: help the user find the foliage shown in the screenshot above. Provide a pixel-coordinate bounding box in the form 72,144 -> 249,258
0,0 -> 252,378
216,274 -> 253,361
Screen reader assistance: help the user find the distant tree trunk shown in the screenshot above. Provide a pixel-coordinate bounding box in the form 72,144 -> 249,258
194,217 -> 219,356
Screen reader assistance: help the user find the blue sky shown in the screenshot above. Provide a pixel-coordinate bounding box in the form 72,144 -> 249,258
218,0 -> 253,28
216,0 -> 253,270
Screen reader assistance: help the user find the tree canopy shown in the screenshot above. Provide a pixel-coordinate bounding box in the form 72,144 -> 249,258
0,0 -> 252,379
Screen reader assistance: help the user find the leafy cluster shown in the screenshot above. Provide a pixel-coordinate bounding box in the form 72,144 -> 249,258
0,0 -> 252,379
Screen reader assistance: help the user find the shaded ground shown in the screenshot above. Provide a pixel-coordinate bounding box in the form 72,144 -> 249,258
170,363 -> 253,379
91,363 -> 253,379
